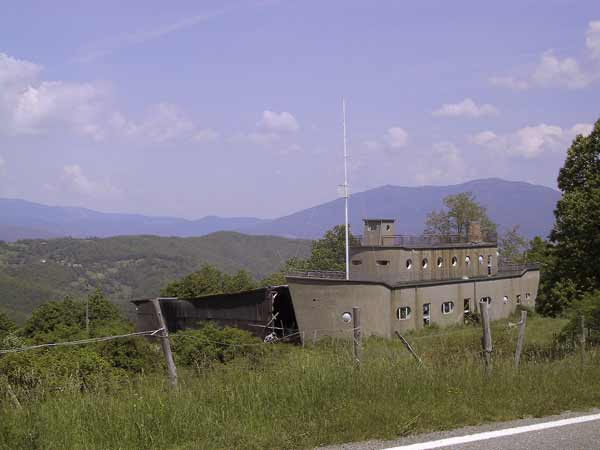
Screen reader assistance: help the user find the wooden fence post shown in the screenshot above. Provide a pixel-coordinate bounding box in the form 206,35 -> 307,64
353,307 -> 362,365
395,331 -> 423,366
479,300 -> 493,375
151,298 -> 178,388
514,310 -> 528,369
580,315 -> 586,348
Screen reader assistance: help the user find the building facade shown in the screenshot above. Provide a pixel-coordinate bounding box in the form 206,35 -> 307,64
286,219 -> 539,340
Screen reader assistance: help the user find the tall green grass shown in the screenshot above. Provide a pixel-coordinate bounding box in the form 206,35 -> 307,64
1,316 -> 598,450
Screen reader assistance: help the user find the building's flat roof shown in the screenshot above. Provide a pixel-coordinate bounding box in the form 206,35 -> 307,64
286,266 -> 539,290
351,242 -> 497,250
363,218 -> 395,222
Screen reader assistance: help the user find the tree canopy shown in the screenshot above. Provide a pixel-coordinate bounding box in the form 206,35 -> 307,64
161,265 -> 257,298
498,226 -> 528,263
424,192 -> 496,236
536,119 -> 600,316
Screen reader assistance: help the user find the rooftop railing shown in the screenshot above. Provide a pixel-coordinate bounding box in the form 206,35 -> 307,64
356,231 -> 498,247
285,270 -> 346,280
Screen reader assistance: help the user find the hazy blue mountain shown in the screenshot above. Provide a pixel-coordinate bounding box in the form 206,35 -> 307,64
0,178 -> 560,242
0,198 -> 268,241
240,178 -> 561,239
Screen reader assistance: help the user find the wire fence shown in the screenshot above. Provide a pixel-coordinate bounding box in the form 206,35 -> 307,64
0,328 -> 164,355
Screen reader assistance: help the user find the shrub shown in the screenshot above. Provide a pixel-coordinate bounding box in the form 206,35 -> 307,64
171,323 -> 266,369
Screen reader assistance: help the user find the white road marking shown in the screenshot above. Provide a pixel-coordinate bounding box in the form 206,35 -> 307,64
383,413 -> 600,450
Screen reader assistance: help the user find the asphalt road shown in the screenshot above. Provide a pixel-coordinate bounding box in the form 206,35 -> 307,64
317,409 -> 600,450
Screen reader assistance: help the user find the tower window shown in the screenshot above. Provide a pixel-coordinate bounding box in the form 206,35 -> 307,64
376,260 -> 390,266
452,256 -> 458,267
437,257 -> 443,268
465,256 -> 471,265
406,259 -> 413,270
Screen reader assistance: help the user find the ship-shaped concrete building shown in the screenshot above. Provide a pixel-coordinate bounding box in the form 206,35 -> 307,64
285,219 -> 539,340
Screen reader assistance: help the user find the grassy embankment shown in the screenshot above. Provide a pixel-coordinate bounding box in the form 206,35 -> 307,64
2,315 -> 600,450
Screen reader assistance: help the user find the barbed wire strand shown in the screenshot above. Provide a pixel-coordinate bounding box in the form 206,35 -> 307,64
0,328 -> 164,355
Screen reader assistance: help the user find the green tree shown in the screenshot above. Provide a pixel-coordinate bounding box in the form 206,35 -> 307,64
0,311 -> 17,335
525,236 -> 552,265
0,311 -> 16,338
498,226 -> 527,263
539,119 -> 600,315
223,270 -> 258,293
424,192 -> 497,236
22,291 -> 126,342
259,225 -> 358,282
304,225 -> 359,271
22,296 -> 86,342
161,264 -> 257,298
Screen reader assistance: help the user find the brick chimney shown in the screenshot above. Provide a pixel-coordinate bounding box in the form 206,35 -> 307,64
468,221 -> 482,243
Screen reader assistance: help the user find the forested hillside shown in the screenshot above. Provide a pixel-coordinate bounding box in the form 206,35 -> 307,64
0,232 -> 311,323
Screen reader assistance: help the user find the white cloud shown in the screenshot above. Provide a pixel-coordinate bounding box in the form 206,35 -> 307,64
0,53 -> 108,139
193,128 -> 219,142
75,6 -> 239,63
385,127 -> 408,149
0,53 -> 41,86
471,122 -> 594,158
62,164 -> 120,197
415,142 -> 467,185
586,20 -> 600,60
115,103 -> 195,143
469,130 -> 498,145
571,122 -> 594,137
531,51 -> 590,89
11,81 -> 108,140
246,131 -> 280,145
0,51 -> 215,144
491,21 -> 600,90
489,76 -> 529,90
433,98 -> 498,118
257,110 -> 299,133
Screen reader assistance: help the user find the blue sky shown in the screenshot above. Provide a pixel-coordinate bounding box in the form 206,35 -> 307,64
0,0 -> 599,218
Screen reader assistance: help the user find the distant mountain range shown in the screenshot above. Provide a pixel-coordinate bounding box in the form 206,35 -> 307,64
0,178 -> 561,242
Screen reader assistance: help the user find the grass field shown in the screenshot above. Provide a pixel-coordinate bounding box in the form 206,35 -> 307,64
1,315 -> 599,450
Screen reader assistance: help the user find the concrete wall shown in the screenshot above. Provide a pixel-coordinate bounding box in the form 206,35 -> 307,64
286,278 -> 392,339
349,245 -> 498,284
287,269 -> 540,341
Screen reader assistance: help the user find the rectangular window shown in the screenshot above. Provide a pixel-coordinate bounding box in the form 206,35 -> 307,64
423,303 -> 431,326
351,260 -> 362,265
441,301 -> 454,314
376,260 -> 390,266
397,306 -> 411,320
463,298 -> 471,314
516,294 -> 522,305
368,224 -> 378,231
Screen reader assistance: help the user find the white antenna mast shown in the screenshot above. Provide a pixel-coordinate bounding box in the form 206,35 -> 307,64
342,98 -> 350,280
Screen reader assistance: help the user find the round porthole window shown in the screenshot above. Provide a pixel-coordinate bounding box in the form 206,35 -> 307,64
341,312 -> 352,323
422,258 -> 428,269
406,259 -> 413,270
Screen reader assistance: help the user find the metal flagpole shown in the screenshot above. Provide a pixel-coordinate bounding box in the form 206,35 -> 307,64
342,98 -> 350,280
